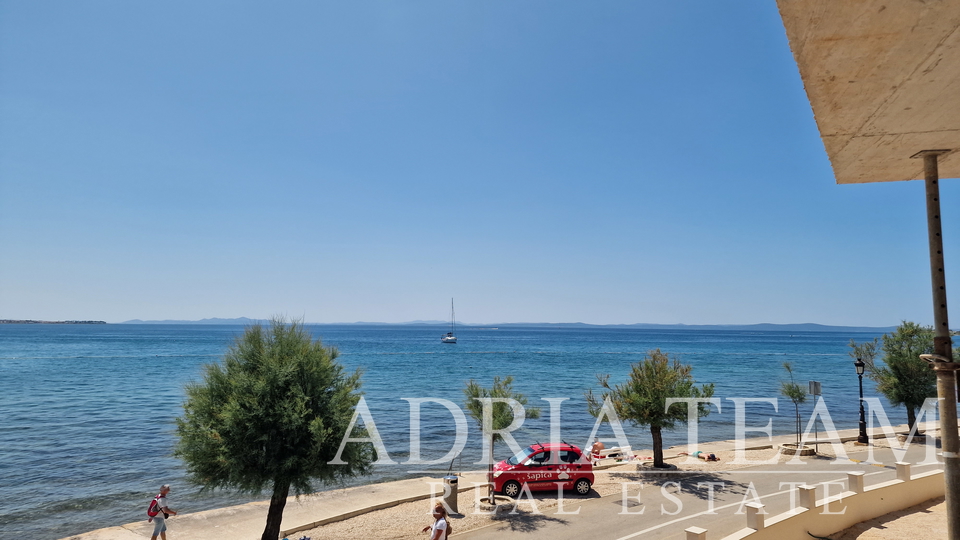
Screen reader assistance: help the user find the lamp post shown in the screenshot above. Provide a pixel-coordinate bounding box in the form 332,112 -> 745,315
854,358 -> 869,444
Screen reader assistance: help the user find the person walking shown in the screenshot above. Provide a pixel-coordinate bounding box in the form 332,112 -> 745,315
421,502 -> 450,540
150,484 -> 177,540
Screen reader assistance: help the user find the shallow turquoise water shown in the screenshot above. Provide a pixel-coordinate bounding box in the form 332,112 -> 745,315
0,323 -> 891,538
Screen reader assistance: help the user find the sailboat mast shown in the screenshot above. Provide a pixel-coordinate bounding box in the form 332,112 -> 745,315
450,298 -> 456,334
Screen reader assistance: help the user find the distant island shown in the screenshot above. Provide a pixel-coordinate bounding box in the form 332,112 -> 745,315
118,318 -> 898,333
122,317 -> 267,325
0,320 -> 106,324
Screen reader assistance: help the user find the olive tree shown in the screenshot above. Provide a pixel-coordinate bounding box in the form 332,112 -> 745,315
463,376 -> 541,501
175,319 -> 374,540
586,349 -> 714,468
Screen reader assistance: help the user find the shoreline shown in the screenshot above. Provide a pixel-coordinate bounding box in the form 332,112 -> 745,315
4,324 -> 897,540
62,422 -> 940,540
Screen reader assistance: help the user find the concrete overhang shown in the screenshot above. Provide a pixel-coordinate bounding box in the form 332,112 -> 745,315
776,0 -> 960,183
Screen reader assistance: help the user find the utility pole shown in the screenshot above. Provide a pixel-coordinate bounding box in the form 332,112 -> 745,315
914,150 -> 959,540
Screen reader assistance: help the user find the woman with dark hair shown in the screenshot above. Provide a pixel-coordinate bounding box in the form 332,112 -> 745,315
421,502 -> 451,540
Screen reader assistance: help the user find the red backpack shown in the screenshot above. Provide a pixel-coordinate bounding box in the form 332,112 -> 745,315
147,494 -> 163,521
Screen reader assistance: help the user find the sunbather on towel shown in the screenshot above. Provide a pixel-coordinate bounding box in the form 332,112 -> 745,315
589,438 -> 605,461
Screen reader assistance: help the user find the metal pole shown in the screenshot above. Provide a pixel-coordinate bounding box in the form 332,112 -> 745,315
920,151 -> 959,540
858,373 -> 869,444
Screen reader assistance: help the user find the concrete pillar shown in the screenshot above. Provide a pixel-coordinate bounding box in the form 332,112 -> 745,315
896,462 -> 912,482
745,502 -> 765,530
798,485 -> 817,510
848,471 -> 865,494
685,526 -> 708,540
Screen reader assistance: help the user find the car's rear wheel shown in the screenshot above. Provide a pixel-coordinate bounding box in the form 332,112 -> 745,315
574,478 -> 591,495
502,480 -> 522,498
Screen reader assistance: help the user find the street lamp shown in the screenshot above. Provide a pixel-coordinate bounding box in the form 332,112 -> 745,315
854,358 -> 869,444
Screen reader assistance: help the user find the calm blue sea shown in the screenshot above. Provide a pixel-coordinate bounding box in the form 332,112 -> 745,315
0,323 -> 892,539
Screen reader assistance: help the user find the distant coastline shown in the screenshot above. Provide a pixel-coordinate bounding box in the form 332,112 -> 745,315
0,317 -> 900,332
117,317 -> 898,333
0,319 -> 106,324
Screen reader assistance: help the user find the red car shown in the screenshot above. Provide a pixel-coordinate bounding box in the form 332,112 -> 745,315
492,442 -> 594,497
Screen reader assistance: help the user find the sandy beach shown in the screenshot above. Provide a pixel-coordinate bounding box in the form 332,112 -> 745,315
63,426 -> 949,540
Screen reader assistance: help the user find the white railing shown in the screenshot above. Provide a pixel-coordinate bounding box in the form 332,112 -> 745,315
684,463 -> 944,540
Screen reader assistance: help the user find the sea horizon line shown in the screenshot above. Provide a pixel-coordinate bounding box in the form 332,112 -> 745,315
106,318 -> 903,332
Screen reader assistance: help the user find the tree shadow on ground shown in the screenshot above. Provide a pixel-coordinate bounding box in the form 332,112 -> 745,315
609,470 -> 753,501
491,508 -> 570,533
481,488 -> 602,533
551,488 -> 602,500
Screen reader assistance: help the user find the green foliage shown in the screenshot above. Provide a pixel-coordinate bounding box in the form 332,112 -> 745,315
585,349 -> 715,430
463,376 -> 541,445
850,322 -> 935,430
585,349 -> 714,467
779,362 -> 807,406
955,330 -> 960,361
175,319 -> 373,540
848,337 -> 880,372
779,362 -> 807,445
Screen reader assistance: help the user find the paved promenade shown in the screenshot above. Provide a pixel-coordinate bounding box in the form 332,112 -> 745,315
64,424 -> 945,540
458,447 -> 941,539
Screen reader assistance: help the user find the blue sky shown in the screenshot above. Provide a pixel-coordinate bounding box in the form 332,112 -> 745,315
1,1 -> 956,326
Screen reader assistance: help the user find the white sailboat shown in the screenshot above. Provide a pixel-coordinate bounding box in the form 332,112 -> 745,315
441,299 -> 457,343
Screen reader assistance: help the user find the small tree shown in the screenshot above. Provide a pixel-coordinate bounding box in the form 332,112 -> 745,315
585,349 -> 714,468
175,319 -> 374,540
850,322 -> 935,432
463,376 -> 541,501
779,362 -> 807,446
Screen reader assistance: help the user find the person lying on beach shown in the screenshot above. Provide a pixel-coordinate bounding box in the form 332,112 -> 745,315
589,438 -> 605,461
679,451 -> 719,461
